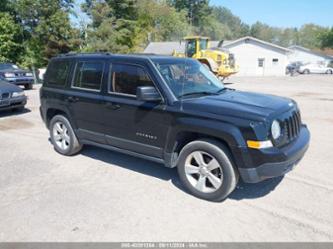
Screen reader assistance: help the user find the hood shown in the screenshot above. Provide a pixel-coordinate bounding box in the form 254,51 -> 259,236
182,90 -> 293,121
0,68 -> 30,74
0,80 -> 23,92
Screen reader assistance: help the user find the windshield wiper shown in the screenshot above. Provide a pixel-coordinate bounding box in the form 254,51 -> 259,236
215,87 -> 234,94
178,91 -> 218,98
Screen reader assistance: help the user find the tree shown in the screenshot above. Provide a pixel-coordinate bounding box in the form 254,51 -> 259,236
13,0 -> 79,67
250,22 -> 276,43
83,0 -> 138,53
212,6 -> 250,39
83,0 -> 190,53
168,0 -> 211,27
0,12 -> 23,63
320,27 -> 333,48
136,0 -> 190,42
297,24 -> 329,49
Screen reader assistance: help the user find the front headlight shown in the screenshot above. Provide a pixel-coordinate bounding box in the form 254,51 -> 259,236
25,72 -> 33,77
12,91 -> 25,98
271,120 -> 281,140
4,73 -> 15,78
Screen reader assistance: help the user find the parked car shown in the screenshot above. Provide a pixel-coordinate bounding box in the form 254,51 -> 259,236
0,63 -> 34,90
40,53 -> 310,201
299,63 -> 333,74
0,80 -> 27,112
286,61 -> 303,75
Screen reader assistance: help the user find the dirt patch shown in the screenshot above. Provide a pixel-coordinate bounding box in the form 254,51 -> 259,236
0,118 -> 34,131
317,98 -> 333,102
316,118 -> 333,124
293,92 -> 321,97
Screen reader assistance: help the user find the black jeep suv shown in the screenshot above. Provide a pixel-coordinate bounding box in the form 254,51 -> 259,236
40,53 -> 310,201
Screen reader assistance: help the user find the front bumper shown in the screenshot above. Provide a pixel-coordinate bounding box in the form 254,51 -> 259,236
0,97 -> 27,111
5,77 -> 34,86
238,125 -> 310,183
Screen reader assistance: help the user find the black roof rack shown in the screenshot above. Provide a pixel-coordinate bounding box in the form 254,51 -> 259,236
129,53 -> 157,56
57,52 -> 113,57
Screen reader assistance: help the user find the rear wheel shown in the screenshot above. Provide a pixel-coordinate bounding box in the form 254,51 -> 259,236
49,115 -> 82,156
326,69 -> 333,74
177,139 -> 238,201
25,84 -> 33,90
13,106 -> 25,112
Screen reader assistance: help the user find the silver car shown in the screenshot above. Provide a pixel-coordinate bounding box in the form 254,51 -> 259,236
299,63 -> 333,74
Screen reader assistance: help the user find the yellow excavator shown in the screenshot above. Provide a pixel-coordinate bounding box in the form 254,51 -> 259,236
172,36 -> 239,79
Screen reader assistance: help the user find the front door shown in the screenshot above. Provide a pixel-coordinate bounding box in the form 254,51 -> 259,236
102,62 -> 171,159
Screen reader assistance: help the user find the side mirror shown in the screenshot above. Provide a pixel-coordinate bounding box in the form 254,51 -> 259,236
136,86 -> 162,102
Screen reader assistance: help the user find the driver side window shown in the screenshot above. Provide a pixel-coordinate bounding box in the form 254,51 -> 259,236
110,64 -> 154,96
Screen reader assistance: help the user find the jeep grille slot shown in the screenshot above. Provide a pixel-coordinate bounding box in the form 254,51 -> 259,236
1,93 -> 10,99
285,111 -> 301,141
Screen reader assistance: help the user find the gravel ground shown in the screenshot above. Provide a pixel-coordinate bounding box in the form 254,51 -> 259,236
0,75 -> 332,242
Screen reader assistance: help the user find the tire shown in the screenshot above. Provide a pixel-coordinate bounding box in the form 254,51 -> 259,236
177,139 -> 239,201
13,106 -> 25,112
326,69 -> 333,74
303,69 -> 310,74
49,114 -> 82,156
25,84 -> 33,90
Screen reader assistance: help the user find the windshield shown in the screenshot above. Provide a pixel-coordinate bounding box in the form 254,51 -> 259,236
0,64 -> 18,70
154,59 -> 224,98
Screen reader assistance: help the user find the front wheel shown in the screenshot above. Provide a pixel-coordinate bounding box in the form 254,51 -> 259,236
326,69 -> 333,74
25,84 -> 33,90
49,115 -> 82,156
177,139 -> 238,201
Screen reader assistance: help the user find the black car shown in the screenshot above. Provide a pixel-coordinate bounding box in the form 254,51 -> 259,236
0,80 -> 27,112
40,53 -> 310,201
0,63 -> 34,90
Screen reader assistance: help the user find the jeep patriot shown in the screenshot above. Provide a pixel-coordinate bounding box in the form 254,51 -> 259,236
40,53 -> 310,201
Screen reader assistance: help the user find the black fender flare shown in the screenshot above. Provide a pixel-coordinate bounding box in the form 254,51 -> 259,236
165,117 -> 246,153
44,102 -> 77,130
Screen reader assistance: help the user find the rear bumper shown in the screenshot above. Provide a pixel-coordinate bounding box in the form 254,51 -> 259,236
238,125 -> 310,183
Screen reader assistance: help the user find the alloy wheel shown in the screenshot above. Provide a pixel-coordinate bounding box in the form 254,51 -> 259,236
184,151 -> 223,193
52,121 -> 70,151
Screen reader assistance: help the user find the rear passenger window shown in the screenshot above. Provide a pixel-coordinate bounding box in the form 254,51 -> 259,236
110,64 -> 154,96
45,60 -> 71,86
73,61 -> 104,91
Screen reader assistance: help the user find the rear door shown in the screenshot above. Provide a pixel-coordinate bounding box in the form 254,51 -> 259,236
67,59 -> 107,143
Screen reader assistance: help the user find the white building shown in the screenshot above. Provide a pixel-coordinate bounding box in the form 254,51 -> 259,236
144,37 -> 333,76
288,45 -> 333,66
144,36 -> 291,76
223,36 -> 291,76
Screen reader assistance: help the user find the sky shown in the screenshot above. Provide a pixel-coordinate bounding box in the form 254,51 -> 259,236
210,0 -> 333,28
72,0 -> 333,29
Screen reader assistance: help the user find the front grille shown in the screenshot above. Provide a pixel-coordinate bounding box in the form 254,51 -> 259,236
274,110 -> 302,147
15,73 -> 25,77
1,93 -> 10,99
284,111 -> 301,140
277,110 -> 302,147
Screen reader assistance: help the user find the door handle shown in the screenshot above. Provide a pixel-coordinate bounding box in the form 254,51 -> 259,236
105,102 -> 121,110
67,96 -> 79,103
